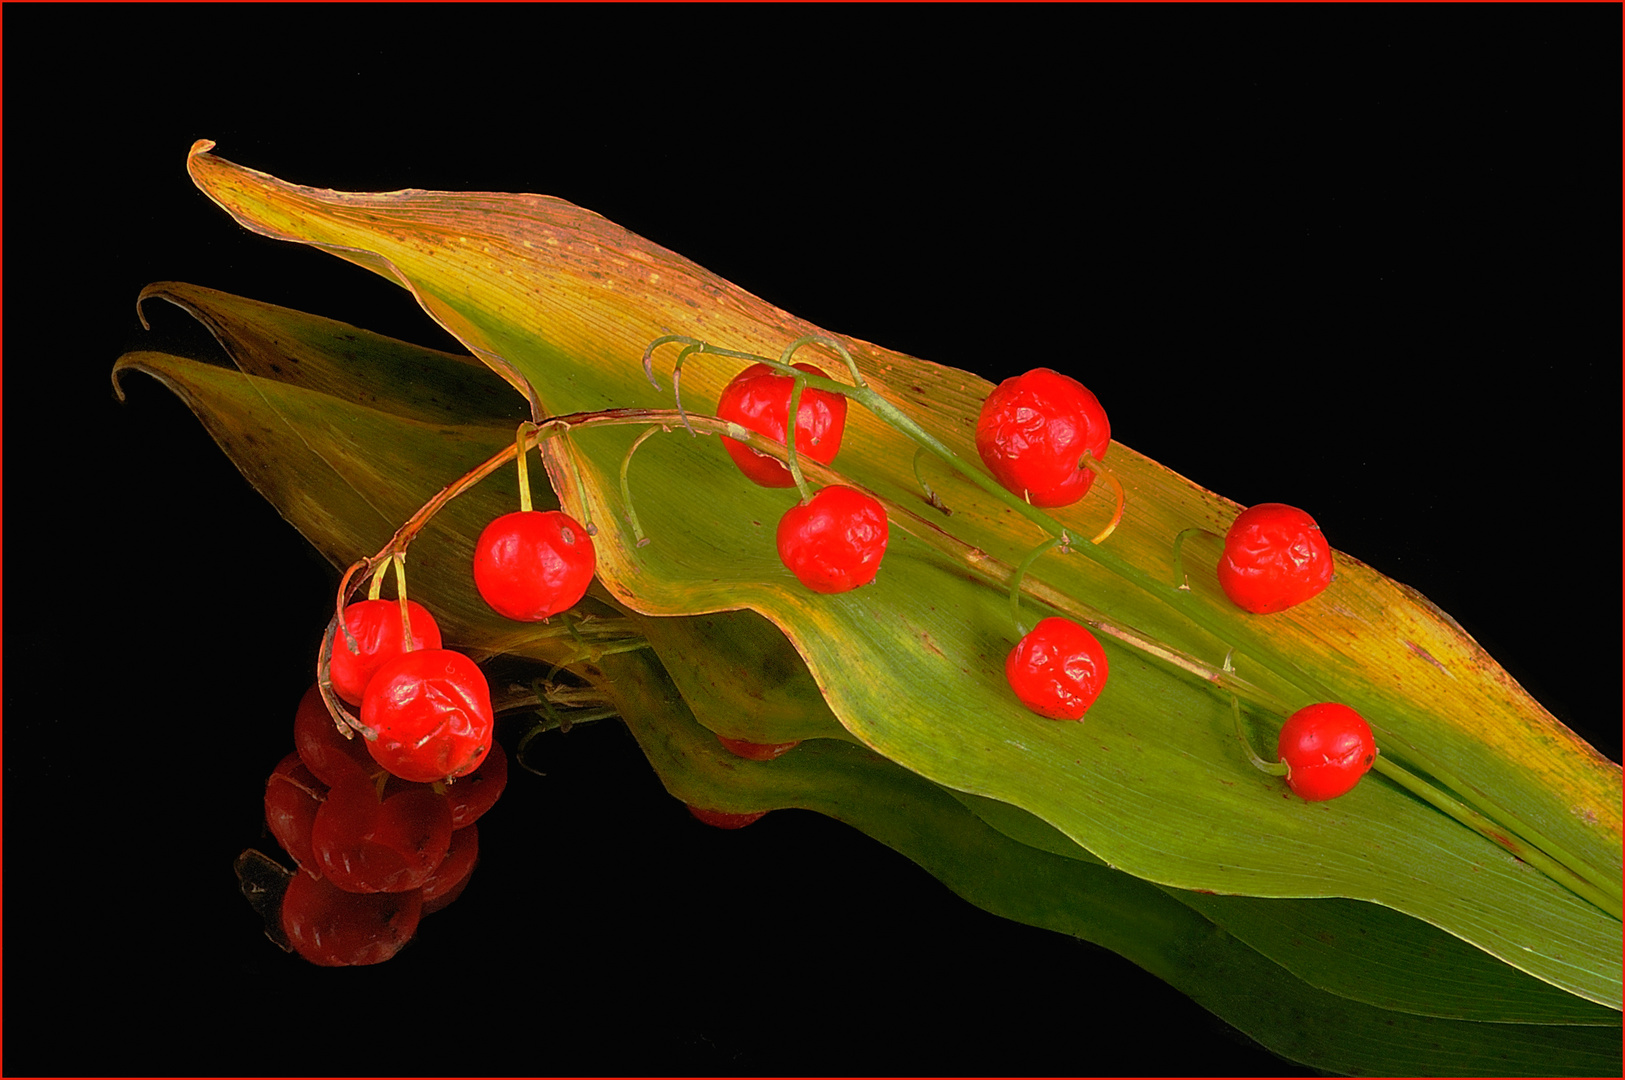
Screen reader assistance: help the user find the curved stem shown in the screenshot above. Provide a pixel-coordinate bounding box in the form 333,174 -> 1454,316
1172,527 -> 1223,591
1232,695 -> 1290,776
515,421 -> 535,514
392,553 -> 415,651
782,372 -> 813,502
1009,535 -> 1067,637
619,424 -> 666,546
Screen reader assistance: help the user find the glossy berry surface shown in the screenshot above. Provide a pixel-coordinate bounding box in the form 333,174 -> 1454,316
421,823 -> 480,914
687,805 -> 769,829
293,683 -> 378,788
1005,616 -> 1109,720
975,368 -> 1110,508
361,648 -> 495,783
1277,703 -> 1376,801
1217,503 -> 1334,614
776,485 -> 889,594
717,362 -> 848,487
443,739 -> 508,829
328,599 -> 443,706
264,752 -> 326,876
473,509 -> 596,622
280,870 -> 422,966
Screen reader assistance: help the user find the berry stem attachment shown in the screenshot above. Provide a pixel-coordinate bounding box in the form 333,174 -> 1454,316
620,424 -> 667,547
1231,695 -> 1290,777
392,553 -> 416,652
912,447 -> 951,514
1173,527 -> 1223,591
515,421 -> 536,514
1078,452 -> 1124,545
1009,533 -> 1071,637
782,372 -> 814,503
315,614 -> 377,742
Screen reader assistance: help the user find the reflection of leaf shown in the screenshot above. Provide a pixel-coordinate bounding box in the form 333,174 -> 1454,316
114,284 -> 1619,1073
180,141 -> 1620,1008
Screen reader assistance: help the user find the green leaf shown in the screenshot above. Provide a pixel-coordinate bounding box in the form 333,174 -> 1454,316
178,141 -> 1621,1007
113,281 -> 1618,1073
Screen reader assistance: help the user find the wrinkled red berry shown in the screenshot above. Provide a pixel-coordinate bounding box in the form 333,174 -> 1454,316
717,362 -> 848,487
473,509 -> 596,622
361,649 -> 495,783
975,368 -> 1110,508
1217,503 -> 1334,614
1277,703 -> 1376,801
687,805 -> 769,829
327,599 -> 443,706
716,735 -> 801,761
310,775 -> 453,894
280,870 -> 421,966
775,485 -> 889,594
1005,617 -> 1109,720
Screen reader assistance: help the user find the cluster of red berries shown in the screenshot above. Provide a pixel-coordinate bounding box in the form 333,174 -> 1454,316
264,685 -> 508,965
716,362 -> 889,594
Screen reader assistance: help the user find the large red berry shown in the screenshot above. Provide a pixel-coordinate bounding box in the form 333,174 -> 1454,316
717,362 -> 848,487
1217,503 -> 1334,614
310,774 -> 454,894
975,368 -> 1110,508
1005,617 -> 1109,720
280,870 -> 421,966
775,485 -> 889,594
361,649 -> 495,783
327,599 -> 443,706
473,509 -> 596,622
1277,703 -> 1376,801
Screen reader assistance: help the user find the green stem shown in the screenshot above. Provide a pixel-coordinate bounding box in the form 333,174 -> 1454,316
782,372 -> 813,502
1009,535 -> 1067,637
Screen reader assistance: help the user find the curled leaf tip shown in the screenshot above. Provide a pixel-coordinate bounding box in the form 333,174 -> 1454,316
188,138 -> 216,158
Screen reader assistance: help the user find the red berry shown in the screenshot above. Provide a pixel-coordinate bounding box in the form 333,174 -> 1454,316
975,368 -> 1110,508
716,734 -> 801,761
473,509 -> 596,622
280,870 -> 421,966
293,683 -> 378,788
775,485 -> 889,594
687,805 -> 769,829
310,775 -> 454,894
716,362 -> 849,487
444,739 -> 508,829
327,600 -> 443,706
1277,703 -> 1376,801
361,649 -> 495,783
1217,503 -> 1334,614
264,752 -> 327,876
1005,616 -> 1109,720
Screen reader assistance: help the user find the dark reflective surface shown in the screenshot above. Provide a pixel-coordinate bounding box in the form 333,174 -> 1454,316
13,9 -> 1619,1075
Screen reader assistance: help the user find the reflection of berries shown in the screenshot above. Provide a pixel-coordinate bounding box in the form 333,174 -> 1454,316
444,740 -> 508,829
473,509 -> 596,622
687,805 -> 769,829
361,649 -> 494,783
311,776 -> 454,894
280,871 -> 422,967
716,735 -> 801,761
264,752 -> 326,876
293,683 -> 377,788
422,824 -> 480,914
717,362 -> 849,487
328,599 -> 443,705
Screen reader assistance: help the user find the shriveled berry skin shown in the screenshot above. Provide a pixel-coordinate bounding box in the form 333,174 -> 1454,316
1217,503 -> 1334,614
775,485 -> 889,594
1006,617 -> 1109,720
473,509 -> 596,622
717,362 -> 848,488
328,599 -> 443,706
975,368 -> 1110,508
1278,703 -> 1376,801
361,649 -> 495,783
280,871 -> 422,966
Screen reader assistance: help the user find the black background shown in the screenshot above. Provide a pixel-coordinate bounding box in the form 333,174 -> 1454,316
7,7 -> 1620,1078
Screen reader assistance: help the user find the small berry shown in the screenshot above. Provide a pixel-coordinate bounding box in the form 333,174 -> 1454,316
293,683 -> 378,788
473,509 -> 596,622
776,485 -> 889,594
1005,616 -> 1109,720
280,870 -> 422,966
975,368 -> 1110,508
687,805 -> 769,829
327,600 -> 443,706
716,735 -> 801,761
717,362 -> 848,487
361,649 -> 495,783
1217,503 -> 1334,614
1277,703 -> 1376,801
